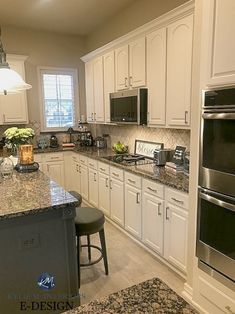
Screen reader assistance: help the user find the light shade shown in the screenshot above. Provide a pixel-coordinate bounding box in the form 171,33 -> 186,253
0,67 -> 32,95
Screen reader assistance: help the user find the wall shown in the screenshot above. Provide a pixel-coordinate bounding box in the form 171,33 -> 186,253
1,26 -> 86,127
85,0 -> 189,52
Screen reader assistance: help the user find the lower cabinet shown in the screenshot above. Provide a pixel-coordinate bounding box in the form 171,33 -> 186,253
98,172 -> 110,216
110,177 -> 124,227
73,161 -> 81,193
43,161 -> 65,187
88,167 -> 99,207
125,184 -> 142,239
80,164 -> 89,201
142,192 -> 164,255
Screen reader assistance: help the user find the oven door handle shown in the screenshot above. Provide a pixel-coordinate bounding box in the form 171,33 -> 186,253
202,112 -> 235,120
200,192 -> 235,212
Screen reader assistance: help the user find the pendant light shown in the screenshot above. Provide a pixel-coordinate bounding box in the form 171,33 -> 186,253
0,27 -> 31,95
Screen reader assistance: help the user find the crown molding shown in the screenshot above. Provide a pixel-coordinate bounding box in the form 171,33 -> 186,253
81,0 -> 195,62
7,54 -> 29,61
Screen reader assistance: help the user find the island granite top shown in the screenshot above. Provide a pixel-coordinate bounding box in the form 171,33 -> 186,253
0,171 -> 79,220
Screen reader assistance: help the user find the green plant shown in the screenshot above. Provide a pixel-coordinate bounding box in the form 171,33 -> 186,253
112,141 -> 128,154
4,127 -> 35,147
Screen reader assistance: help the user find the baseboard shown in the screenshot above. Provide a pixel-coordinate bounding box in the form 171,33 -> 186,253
182,284 -> 207,314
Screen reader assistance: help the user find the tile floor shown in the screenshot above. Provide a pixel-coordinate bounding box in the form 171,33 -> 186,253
79,221 -> 185,305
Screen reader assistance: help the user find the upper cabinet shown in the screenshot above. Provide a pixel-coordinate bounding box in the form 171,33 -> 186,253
0,55 -> 29,125
166,15 -> 193,128
147,28 -> 167,126
115,37 -> 146,91
103,51 -> 115,123
202,0 -> 235,87
85,56 -> 105,123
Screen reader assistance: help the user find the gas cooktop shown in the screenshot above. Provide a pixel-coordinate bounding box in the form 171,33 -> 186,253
102,154 -> 154,166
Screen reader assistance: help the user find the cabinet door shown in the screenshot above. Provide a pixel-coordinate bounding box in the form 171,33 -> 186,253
45,161 -> 65,187
98,172 -> 110,216
202,0 -> 235,87
115,45 -> 129,91
0,58 -> 28,124
103,51 -> 115,123
110,178 -> 124,226
80,165 -> 89,201
166,15 -> 193,127
164,203 -> 188,273
125,184 -> 142,239
85,61 -> 94,123
147,28 -> 166,126
88,168 -> 99,207
142,192 -> 164,255
129,37 -> 146,88
93,56 -> 104,123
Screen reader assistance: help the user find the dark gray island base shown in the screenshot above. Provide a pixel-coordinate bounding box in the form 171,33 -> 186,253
0,171 -> 80,314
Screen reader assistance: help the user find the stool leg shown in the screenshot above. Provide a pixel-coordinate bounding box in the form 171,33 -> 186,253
77,236 -> 81,288
99,228 -> 109,275
87,235 -> 91,262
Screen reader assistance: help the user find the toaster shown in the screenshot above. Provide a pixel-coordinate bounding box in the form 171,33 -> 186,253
154,149 -> 174,166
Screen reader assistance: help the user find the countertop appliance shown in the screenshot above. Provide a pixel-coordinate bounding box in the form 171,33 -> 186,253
95,136 -> 107,149
197,87 -> 235,290
154,149 -> 174,166
110,88 -> 147,125
49,135 -> 59,148
78,131 -> 93,146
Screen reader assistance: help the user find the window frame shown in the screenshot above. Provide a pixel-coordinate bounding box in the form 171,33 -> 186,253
38,66 -> 79,132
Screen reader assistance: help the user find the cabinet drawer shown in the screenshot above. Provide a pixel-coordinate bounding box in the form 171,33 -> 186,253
125,172 -> 141,189
199,276 -> 235,314
98,161 -> 109,174
34,154 -> 42,163
110,166 -> 124,181
143,179 -> 164,199
44,152 -> 64,162
79,155 -> 88,166
88,158 -> 98,169
166,187 -> 189,210
72,154 -> 79,163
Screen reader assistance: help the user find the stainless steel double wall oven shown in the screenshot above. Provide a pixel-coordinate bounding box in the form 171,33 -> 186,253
197,87 -> 235,290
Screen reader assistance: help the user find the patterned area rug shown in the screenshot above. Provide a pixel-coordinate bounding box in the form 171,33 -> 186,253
64,277 -> 198,313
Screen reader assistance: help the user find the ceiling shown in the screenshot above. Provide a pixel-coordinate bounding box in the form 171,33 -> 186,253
0,0 -> 136,36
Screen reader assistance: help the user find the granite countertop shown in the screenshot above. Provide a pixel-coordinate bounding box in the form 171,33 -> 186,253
33,146 -> 189,193
0,171 -> 78,220
64,277 -> 198,314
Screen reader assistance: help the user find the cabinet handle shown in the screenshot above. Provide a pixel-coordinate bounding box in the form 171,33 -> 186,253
110,179 -> 112,190
157,203 -> 162,216
79,165 -> 81,174
94,112 -> 96,121
80,159 -> 85,163
185,111 -> 188,124
89,163 -> 94,167
171,197 -> 184,205
136,192 -> 140,204
166,207 -> 170,220
100,167 -> 105,172
94,172 -> 96,182
125,77 -> 128,87
147,186 -> 157,193
112,172 -> 119,178
128,178 -> 136,184
225,306 -> 235,314
50,157 -> 60,160
105,178 -> 109,188
129,76 -> 133,86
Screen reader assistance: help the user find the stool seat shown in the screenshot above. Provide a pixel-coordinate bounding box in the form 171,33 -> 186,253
75,207 -> 105,236
69,191 -> 82,207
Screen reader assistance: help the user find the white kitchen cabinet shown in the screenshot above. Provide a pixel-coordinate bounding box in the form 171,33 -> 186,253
98,172 -> 110,216
166,14 -> 193,128
142,192 -> 164,255
125,184 -> 142,239
85,60 -> 94,123
88,167 -> 99,207
129,37 -> 146,88
103,51 -> 115,123
147,28 -> 167,126
201,0 -> 235,87
110,177 -> 124,227
44,161 -> 65,187
80,164 -> 89,201
0,55 -> 28,125
115,37 -> 146,91
85,57 -> 104,123
115,44 -> 129,91
164,202 -> 188,273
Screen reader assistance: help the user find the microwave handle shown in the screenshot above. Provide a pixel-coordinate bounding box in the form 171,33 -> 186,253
200,191 -> 235,212
202,112 -> 235,120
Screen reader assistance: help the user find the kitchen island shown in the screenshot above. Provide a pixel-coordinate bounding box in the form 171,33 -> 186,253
0,170 -> 80,314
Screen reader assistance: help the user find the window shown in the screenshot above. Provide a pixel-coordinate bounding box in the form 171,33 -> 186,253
39,68 -> 79,131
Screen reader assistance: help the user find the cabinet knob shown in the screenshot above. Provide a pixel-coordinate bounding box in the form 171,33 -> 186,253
136,192 -> 140,204
185,110 -> 188,124
166,207 -> 170,220
125,77 -> 128,87
157,203 -> 162,216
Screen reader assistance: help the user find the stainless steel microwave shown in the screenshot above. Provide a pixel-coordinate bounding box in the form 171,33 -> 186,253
110,88 -> 147,125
